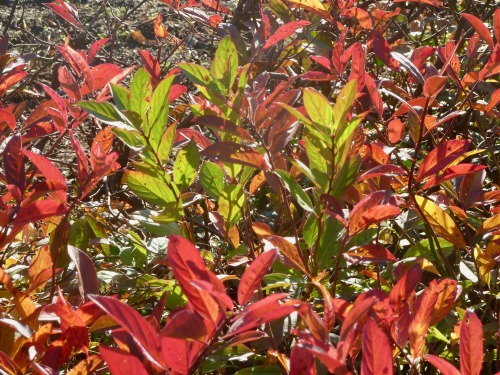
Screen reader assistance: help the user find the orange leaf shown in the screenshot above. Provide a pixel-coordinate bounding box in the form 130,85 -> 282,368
460,311 -> 483,375
462,13 -> 494,50
362,318 -> 393,375
154,14 -> 169,39
238,249 -> 277,305
409,286 -> 440,358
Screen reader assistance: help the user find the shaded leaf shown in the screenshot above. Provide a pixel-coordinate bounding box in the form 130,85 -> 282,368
344,244 -> 397,265
68,245 -> 99,300
201,141 -> 268,170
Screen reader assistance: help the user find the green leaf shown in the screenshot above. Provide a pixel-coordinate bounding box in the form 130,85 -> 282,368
173,140 -> 200,191
124,169 -> 178,207
178,63 -> 224,95
79,101 -> 136,131
129,68 -> 152,121
211,36 -> 238,95
148,75 -> 175,149
275,169 -> 314,212
303,88 -> 333,133
331,154 -> 360,199
332,80 -> 357,134
112,128 -> 146,149
316,216 -> 345,269
304,129 -> 332,192
219,184 -> 246,229
200,161 -> 226,199
157,123 -> 176,164
110,84 -> 131,111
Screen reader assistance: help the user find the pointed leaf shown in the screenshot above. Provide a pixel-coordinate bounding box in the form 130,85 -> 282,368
460,311 -> 483,375
201,141 -> 268,170
414,195 -> 466,249
99,346 -> 148,375
263,21 -> 311,50
67,245 -> 99,300
462,13 -> 494,49
344,244 -> 397,265
389,263 -> 422,315
391,52 -> 425,85
194,115 -> 253,142
424,355 -> 461,375
361,318 -> 393,375
275,169 -> 314,212
416,140 -> 469,182
89,295 -> 166,369
238,249 -> 277,305
409,286 -> 440,358
423,75 -> 448,98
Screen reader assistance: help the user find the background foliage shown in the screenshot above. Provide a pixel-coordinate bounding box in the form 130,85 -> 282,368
0,0 -> 499,373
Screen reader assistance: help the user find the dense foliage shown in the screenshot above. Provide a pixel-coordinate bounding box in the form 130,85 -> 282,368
0,0 -> 499,373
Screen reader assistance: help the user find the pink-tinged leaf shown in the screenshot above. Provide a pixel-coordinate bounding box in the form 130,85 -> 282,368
88,295 -> 167,370
349,204 -> 401,235
430,279 -> 458,325
387,118 -> 406,143
195,115 -> 253,142
0,108 -> 16,130
421,164 -> 487,190
290,344 -> 316,375
167,235 -> 222,322
372,32 -> 399,70
58,66 -> 81,101
357,164 -> 407,182
81,64 -> 123,95
295,330 -> 348,374
362,318 -> 393,375
389,264 -> 422,315
3,135 -> 25,194
462,13 -> 494,50
169,84 -> 187,101
300,71 -> 336,81
57,45 -> 94,91
424,355 -> 461,375
393,0 -> 440,7
263,21 -> 311,50
365,73 -> 383,117
263,236 -> 309,276
99,346 -> 148,375
162,309 -> 208,341
139,50 -> 161,84
339,296 -> 377,343
423,75 -> 448,98
409,286 -> 440,358
69,132 -> 90,191
21,149 -> 67,190
201,141 -> 269,170
460,311 -> 483,375
311,282 -> 335,332
67,245 -> 99,300
344,244 -> 397,265
13,200 -> 66,226
43,0 -> 81,29
87,38 -> 110,63
416,139 -> 469,182
40,83 -> 67,119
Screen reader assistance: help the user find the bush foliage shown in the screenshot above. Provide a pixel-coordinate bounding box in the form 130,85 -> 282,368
0,0 -> 499,373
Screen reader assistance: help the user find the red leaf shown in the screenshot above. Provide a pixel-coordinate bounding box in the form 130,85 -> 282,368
162,309 -> 208,341
311,282 -> 335,332
421,164 -> 487,190
416,139 -> 469,182
365,73 -> 383,117
21,149 -> 66,190
43,0 -> 81,29
169,84 -> 187,101
393,0 -> 440,7
372,31 -> 399,70
99,346 -> 149,375
161,337 -> 204,375
462,13 -> 494,50
349,204 -> 401,235
195,115 -> 253,142
362,318 -> 393,375
494,9 -> 500,44
57,45 -> 94,91
67,245 -> 99,300
339,296 -> 377,343
13,200 -> 66,226
87,38 -> 110,63
69,132 -> 90,192
389,263 -> 422,315
81,64 -> 123,95
344,244 -> 397,265
53,290 -> 89,354
409,286 -> 440,358
3,135 -> 25,194
424,355 -> 461,375
289,344 -> 316,375
88,295 -> 167,370
263,236 -> 309,276
201,141 -> 269,170
139,50 -> 161,84
460,311 -> 483,375
176,129 -> 212,149
0,108 -> 16,130
423,75 -> 448,98
58,66 -> 81,101
263,21 -> 311,50
348,191 -> 392,235
167,235 -> 222,322
387,118 -> 405,143
348,43 -> 366,90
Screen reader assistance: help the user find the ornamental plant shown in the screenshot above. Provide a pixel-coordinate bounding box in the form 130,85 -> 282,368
0,0 -> 499,374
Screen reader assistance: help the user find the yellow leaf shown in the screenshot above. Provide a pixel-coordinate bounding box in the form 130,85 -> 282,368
476,212 -> 500,235
286,0 -> 332,20
475,236 -> 500,286
414,195 -> 466,249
